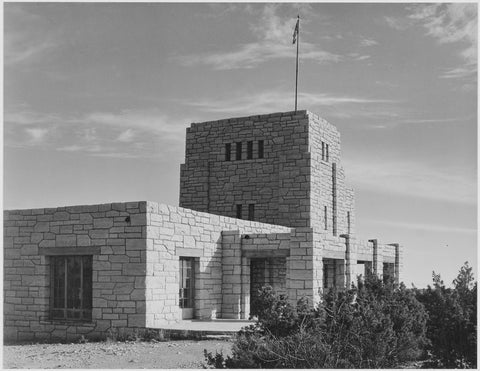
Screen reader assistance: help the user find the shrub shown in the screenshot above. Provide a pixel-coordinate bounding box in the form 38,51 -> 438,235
415,262 -> 477,368
205,276 -> 428,368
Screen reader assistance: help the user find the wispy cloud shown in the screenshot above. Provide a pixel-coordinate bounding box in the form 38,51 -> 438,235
366,219 -> 477,235
184,89 -> 395,117
408,3 -> 477,87
344,156 -> 476,204
383,15 -> 412,31
5,107 -> 189,159
177,4 -> 341,70
360,38 -> 378,47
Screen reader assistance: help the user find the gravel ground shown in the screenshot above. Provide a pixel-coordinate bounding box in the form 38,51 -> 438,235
3,339 -> 232,369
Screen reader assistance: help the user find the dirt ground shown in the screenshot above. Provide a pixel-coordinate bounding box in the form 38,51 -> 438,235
3,339 -> 232,369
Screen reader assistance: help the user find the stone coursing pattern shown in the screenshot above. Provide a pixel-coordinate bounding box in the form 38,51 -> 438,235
180,111 -> 312,228
4,201 -> 292,341
4,202 -> 148,342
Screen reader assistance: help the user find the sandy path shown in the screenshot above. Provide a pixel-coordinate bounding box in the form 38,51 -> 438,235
3,339 -> 232,369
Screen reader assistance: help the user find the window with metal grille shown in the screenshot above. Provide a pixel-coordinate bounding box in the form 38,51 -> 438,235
236,142 -> 242,160
258,140 -> 264,159
50,255 -> 92,321
247,141 -> 253,159
225,143 -> 231,161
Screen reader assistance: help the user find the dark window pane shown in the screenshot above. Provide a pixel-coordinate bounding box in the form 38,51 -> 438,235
236,142 -> 242,160
258,140 -> 264,159
236,204 -> 242,219
247,141 -> 253,159
225,143 -> 231,161
248,204 -> 255,221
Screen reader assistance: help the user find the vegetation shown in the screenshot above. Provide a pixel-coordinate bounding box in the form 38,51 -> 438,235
415,262 -> 477,368
205,263 -> 477,369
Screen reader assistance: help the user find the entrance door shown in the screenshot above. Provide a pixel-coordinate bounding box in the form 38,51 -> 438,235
179,257 -> 195,319
250,259 -> 266,317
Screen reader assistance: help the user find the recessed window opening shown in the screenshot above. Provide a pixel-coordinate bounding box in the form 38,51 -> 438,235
225,143 -> 231,161
326,144 -> 329,162
236,142 -> 242,160
321,141 -> 325,161
347,211 -> 351,234
236,204 -> 243,219
324,206 -> 328,230
247,141 -> 253,159
248,204 -> 255,221
258,140 -> 264,159
50,255 -> 92,321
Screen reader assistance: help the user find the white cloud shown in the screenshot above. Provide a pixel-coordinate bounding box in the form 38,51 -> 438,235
366,219 -> 476,235
177,4 -> 341,70
185,89 -> 395,117
116,129 -> 135,143
24,128 -> 49,144
360,38 -> 378,47
344,156 -> 476,205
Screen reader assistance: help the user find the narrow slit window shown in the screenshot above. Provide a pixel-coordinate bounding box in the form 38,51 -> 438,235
247,141 -> 253,160
248,204 -> 255,221
236,142 -> 242,160
225,143 -> 231,161
236,204 -> 243,219
347,211 -> 351,234
258,140 -> 264,159
326,144 -> 329,162
322,141 -> 325,160
324,206 -> 328,230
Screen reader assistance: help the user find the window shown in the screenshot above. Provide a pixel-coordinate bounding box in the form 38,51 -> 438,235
258,140 -> 264,159
236,142 -> 242,160
347,211 -> 351,234
225,143 -> 231,161
321,141 -> 325,160
50,255 -> 92,321
179,257 -> 195,310
326,144 -> 329,162
236,204 -> 243,219
248,204 -> 255,221
324,206 -> 328,230
247,141 -> 253,160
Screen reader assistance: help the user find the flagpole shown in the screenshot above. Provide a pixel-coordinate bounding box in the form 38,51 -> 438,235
294,15 -> 299,112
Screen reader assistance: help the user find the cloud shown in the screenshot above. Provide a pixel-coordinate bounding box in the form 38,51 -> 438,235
360,38 -> 378,47
184,89 -> 395,117
116,129 -> 135,143
383,15 -> 412,31
408,3 -> 477,87
344,156 -> 476,205
177,4 -> 341,70
5,107 -> 190,159
24,128 -> 49,144
366,219 -> 477,235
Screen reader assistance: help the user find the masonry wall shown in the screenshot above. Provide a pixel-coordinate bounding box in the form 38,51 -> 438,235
179,111 -> 312,228
4,202 -> 148,342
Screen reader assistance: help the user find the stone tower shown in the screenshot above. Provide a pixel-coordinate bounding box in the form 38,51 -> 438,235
179,110 -> 355,237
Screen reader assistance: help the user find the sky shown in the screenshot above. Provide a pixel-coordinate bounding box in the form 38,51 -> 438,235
3,2 -> 477,288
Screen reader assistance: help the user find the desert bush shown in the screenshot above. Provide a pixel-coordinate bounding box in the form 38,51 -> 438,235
205,276 -> 427,368
415,262 -> 477,368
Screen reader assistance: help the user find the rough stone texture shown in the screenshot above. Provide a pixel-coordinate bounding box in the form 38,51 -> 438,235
4,110 -> 403,342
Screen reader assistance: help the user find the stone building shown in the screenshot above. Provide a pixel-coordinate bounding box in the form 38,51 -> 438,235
3,110 -> 402,341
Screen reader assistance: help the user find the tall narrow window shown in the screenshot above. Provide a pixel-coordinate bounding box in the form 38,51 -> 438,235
258,140 -> 264,159
236,142 -> 242,160
324,206 -> 328,230
326,144 -> 329,162
347,211 -> 351,234
247,141 -> 253,159
321,141 -> 325,160
225,143 -> 231,161
51,255 -> 92,321
248,204 -> 255,221
236,204 -> 243,219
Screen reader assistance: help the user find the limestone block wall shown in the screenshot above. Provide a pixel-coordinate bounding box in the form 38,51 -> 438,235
144,201 -> 291,326
308,112 -> 355,237
180,111 -> 312,228
4,202 -> 148,342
